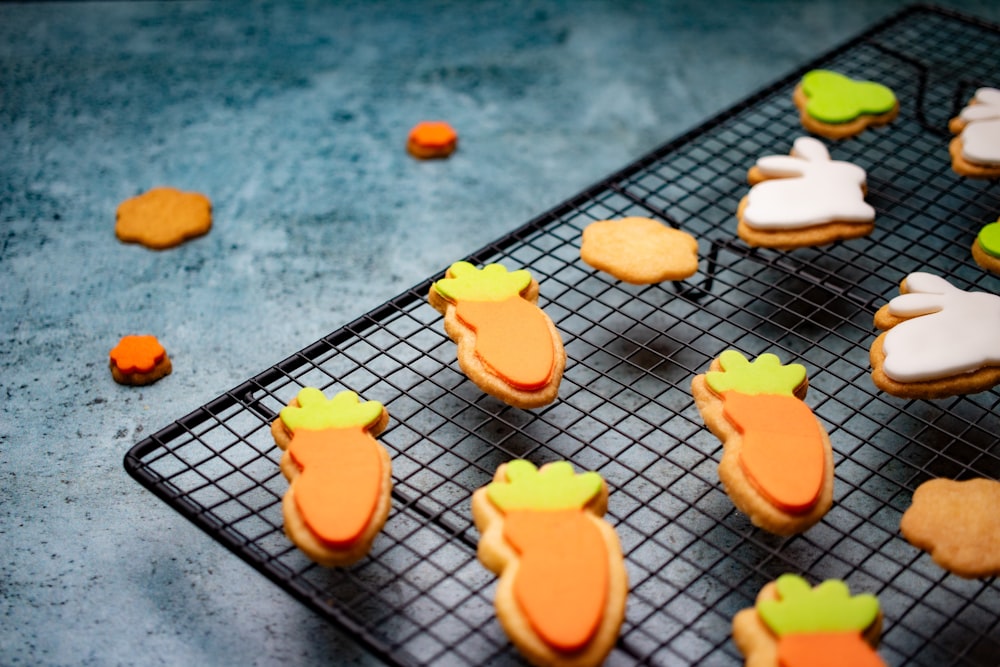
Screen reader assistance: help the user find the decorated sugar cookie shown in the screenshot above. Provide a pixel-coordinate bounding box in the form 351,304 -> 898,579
901,478 -> 1000,579
109,334 -> 172,386
580,216 -> 699,284
971,219 -> 1000,274
428,261 -> 566,409
471,460 -> 628,667
870,272 -> 1000,399
691,350 -> 834,535
948,87 -> 1000,178
115,186 -> 212,250
732,574 -> 886,667
270,388 -> 392,567
736,137 -> 875,249
406,120 -> 458,159
793,70 -> 898,139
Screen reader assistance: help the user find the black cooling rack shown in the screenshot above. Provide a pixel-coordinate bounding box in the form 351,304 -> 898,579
125,5 -> 1000,666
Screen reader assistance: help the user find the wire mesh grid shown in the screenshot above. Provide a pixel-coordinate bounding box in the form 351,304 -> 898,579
125,6 -> 1000,666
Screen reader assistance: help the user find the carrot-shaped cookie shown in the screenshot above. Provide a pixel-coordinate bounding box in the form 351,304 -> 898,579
691,350 -> 834,535
471,460 -> 628,667
733,574 -> 886,667
428,261 -> 566,409
270,388 -> 392,567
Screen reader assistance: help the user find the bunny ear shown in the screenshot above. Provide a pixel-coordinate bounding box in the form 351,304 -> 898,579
903,272 -> 959,296
961,104 -> 1000,123
888,292 -> 945,317
790,137 -> 831,163
975,87 -> 1000,107
756,155 -> 807,177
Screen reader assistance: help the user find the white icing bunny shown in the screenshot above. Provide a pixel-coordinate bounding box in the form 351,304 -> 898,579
743,136 -> 874,230
882,272 -> 1000,382
958,87 -> 1000,165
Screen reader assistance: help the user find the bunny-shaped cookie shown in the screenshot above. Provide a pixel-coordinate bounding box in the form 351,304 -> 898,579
949,87 -> 1000,178
871,272 -> 1000,398
737,137 -> 875,249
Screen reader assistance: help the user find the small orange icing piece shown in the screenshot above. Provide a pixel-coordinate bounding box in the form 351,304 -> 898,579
778,632 -> 886,667
407,121 -> 458,158
456,296 -> 554,390
109,334 -> 167,374
721,391 -> 824,513
287,427 -> 383,547
504,509 -> 607,652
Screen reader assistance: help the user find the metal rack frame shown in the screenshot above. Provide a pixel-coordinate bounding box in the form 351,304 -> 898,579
125,5 -> 1000,665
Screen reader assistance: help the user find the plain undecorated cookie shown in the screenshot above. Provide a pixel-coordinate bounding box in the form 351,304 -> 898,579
115,186 -> 212,249
580,216 -> 698,284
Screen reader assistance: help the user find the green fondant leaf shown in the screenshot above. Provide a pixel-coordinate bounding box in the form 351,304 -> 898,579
757,574 -> 880,636
978,221 -> 1000,259
280,388 -> 384,432
486,460 -> 603,512
705,350 -> 806,396
802,69 -> 896,124
434,261 -> 532,302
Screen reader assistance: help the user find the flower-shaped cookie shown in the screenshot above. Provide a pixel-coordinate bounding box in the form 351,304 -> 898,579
580,217 -> 698,284
109,334 -> 172,385
115,187 -> 212,250
793,70 -> 898,139
406,121 -> 458,159
900,478 -> 1000,579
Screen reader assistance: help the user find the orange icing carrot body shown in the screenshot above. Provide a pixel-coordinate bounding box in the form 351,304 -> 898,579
778,632 -> 886,667
720,391 -> 825,513
503,509 -> 608,652
455,296 -> 555,390
287,427 -> 384,548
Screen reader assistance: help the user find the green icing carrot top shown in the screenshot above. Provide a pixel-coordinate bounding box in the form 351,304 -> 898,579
434,261 -> 532,303
705,350 -> 806,396
279,387 -> 384,432
758,574 -> 880,637
801,70 -> 896,124
487,460 -> 603,512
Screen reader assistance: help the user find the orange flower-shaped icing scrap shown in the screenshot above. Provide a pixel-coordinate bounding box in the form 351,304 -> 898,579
580,217 -> 698,284
471,460 -> 628,667
691,350 -> 834,535
109,334 -> 172,386
270,387 -> 392,567
733,574 -> 886,667
900,478 -> 1000,579
428,261 -> 566,409
406,120 -> 458,159
115,187 -> 212,250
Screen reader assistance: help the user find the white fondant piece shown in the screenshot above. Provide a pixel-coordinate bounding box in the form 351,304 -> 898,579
882,272 -> 1000,382
743,137 -> 874,230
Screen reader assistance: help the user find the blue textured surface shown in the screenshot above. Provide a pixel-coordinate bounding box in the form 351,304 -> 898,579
3,2 -> 1000,665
